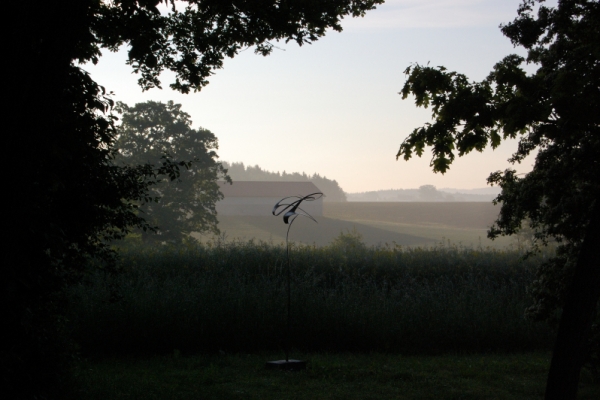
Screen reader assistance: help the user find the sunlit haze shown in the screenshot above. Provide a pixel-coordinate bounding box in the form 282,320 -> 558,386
84,0 -> 552,193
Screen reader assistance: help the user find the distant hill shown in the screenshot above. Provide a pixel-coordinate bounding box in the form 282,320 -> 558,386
222,161 -> 347,202
346,185 -> 500,202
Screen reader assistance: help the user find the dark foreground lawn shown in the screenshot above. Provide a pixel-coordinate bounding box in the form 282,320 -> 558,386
72,352 -> 599,399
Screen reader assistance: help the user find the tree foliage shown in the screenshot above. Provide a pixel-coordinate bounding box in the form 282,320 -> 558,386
114,101 -> 228,243
398,0 -> 600,397
5,1 -> 383,398
223,161 -> 347,202
90,0 -> 384,93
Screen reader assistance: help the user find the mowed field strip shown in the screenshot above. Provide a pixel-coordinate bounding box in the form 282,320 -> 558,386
323,202 -> 513,248
197,202 -> 514,248
324,202 -> 500,229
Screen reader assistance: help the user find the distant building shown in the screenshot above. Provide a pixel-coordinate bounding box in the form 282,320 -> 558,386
216,181 -> 323,216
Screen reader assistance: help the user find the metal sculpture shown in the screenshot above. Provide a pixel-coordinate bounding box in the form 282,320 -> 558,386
266,192 -> 323,370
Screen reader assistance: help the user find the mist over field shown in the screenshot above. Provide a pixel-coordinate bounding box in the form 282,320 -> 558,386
346,185 -> 501,202
206,164 -> 512,249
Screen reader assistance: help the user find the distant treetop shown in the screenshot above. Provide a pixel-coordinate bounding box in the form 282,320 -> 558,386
222,162 -> 347,202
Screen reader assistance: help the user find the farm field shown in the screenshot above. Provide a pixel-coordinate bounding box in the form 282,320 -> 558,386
68,238 -> 586,399
71,352 -> 600,400
197,202 -> 513,248
197,215 -> 437,247
324,202 -> 500,229
71,242 -> 555,357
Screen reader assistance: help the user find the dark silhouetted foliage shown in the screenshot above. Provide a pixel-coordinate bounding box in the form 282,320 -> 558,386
4,1 -> 383,398
398,1 -> 600,398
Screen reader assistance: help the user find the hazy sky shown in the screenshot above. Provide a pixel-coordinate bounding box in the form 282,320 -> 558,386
85,0 -> 551,193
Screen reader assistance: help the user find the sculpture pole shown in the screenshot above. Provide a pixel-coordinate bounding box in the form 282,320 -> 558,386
266,192 -> 322,370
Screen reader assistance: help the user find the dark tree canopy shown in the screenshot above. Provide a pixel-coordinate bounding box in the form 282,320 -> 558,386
398,0 -> 600,398
114,100 -> 228,243
4,1 -> 383,398
89,0 -> 384,92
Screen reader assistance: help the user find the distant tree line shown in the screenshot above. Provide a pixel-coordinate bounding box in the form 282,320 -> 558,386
222,162 -> 347,202
348,185 -> 497,202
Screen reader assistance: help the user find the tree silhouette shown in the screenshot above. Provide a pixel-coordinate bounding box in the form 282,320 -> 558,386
114,101 -> 228,243
4,1 -> 383,397
398,1 -> 600,398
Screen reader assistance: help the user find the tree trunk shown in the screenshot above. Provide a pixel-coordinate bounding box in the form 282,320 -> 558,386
545,200 -> 600,399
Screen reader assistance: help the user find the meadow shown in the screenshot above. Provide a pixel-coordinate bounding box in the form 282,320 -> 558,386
69,236 -> 552,357
67,231 -> 600,397
195,202 -> 514,249
325,202 -> 500,229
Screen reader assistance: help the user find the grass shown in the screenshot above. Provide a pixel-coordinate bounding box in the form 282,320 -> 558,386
195,202 -> 516,248
71,352 -> 600,399
324,202 -> 501,230
68,238 -> 554,357
345,220 -> 514,249
201,215 -> 437,247
65,234 -> 598,399
323,202 -> 514,249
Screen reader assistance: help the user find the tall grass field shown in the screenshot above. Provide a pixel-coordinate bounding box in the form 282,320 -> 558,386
68,233 -> 555,358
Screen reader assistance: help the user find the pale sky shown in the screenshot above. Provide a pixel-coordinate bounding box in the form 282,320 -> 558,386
84,0 -> 550,193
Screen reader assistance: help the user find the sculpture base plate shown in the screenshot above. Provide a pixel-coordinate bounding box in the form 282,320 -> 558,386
265,359 -> 307,371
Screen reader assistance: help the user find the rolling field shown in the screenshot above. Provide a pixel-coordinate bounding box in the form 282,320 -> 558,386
325,202 -> 499,229
197,215 -> 437,247
197,202 -> 513,248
